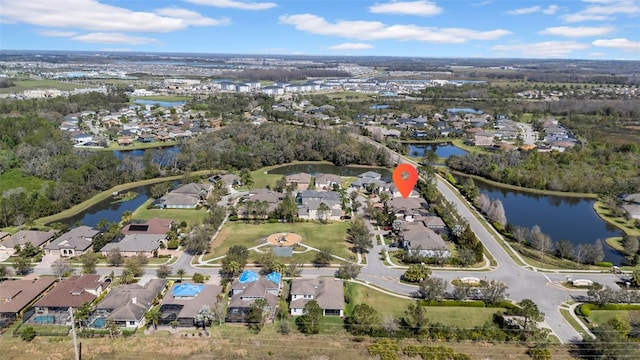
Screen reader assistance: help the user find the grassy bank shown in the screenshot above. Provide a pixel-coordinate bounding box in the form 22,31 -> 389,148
593,200 -> 640,237
33,171 -> 213,226
103,140 -> 179,151
132,199 -> 208,226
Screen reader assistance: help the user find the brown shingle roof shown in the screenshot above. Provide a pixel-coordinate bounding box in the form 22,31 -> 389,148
290,278 -> 344,311
2,230 -> 57,248
0,277 -> 57,314
34,275 -> 106,308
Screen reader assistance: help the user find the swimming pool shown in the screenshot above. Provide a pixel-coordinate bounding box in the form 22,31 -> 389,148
91,317 -> 106,328
33,315 -> 55,324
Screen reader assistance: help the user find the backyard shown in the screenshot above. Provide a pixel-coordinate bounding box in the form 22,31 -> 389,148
132,199 -> 208,227
203,221 -> 352,263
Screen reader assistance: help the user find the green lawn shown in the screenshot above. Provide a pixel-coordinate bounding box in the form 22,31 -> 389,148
103,140 -> 179,151
588,310 -> 634,327
0,168 -> 52,193
204,221 -> 351,262
345,282 -> 502,327
0,79 -> 91,94
132,199 -> 208,227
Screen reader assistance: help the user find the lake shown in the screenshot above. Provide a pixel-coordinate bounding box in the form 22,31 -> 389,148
113,145 -> 181,166
133,99 -> 187,108
407,143 -> 467,159
268,164 -> 392,181
58,186 -> 152,227
473,179 -> 623,264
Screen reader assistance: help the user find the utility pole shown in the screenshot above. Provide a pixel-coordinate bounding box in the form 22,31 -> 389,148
69,307 -> 80,360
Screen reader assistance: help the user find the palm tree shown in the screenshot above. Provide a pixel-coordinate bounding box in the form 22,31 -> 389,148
176,268 -> 186,281
145,307 -> 161,330
120,210 -> 133,224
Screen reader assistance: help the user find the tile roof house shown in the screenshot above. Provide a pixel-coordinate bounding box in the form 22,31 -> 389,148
45,226 -> 100,257
0,277 -> 57,328
296,190 -> 342,221
0,230 -> 58,255
401,222 -> 450,258
285,172 -> 312,190
159,283 -> 223,327
93,278 -> 167,329
290,278 -> 345,317
31,275 -> 108,324
314,173 -> 342,190
226,271 -> 281,323
100,234 -> 166,257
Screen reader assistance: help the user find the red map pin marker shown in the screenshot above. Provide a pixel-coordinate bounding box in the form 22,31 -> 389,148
392,164 -> 418,199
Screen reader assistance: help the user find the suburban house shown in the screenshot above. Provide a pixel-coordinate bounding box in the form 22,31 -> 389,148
226,271 -> 281,323
350,171 -> 386,190
389,197 -> 429,223
121,218 -> 174,236
422,216 -> 448,233
45,226 -> 100,257
100,234 -> 166,257
29,275 -> 108,325
155,183 -> 212,209
621,193 -> 640,220
0,277 -> 57,328
401,222 -> 451,258
209,174 -> 241,191
238,189 -> 284,218
387,183 -> 420,198
159,283 -> 223,327
285,172 -> 312,190
473,131 -> 495,146
289,278 -> 345,317
296,190 -> 342,221
92,278 -> 167,329
0,230 -> 58,255
314,173 -> 342,190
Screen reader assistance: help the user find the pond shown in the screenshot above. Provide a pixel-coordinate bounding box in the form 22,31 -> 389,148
473,179 -> 623,264
407,143 -> 467,159
58,186 -> 152,227
113,145 -> 181,166
267,164 -> 392,181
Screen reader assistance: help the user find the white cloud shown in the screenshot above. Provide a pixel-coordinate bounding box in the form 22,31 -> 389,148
507,4 -> 560,15
184,0 -> 276,10
71,32 -> 158,45
328,43 -> 374,50
37,29 -> 77,37
593,38 -> 640,52
0,0 -> 224,33
562,0 -> 639,22
589,52 -> 605,56
155,7 -> 230,26
369,1 -> 443,16
279,14 -> 510,43
506,6 -> 540,15
492,41 -> 589,57
539,26 -> 615,37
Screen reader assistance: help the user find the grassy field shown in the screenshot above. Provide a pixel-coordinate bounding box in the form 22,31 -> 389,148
593,200 -> 640,237
0,79 -> 91,94
203,221 -> 352,262
246,161 -> 336,190
0,168 -> 52,193
132,199 -> 208,226
588,310 -> 635,327
103,140 -> 179,151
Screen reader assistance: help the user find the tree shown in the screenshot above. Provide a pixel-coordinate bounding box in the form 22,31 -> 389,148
296,300 -> 322,334
623,236 -> 639,256
195,305 -> 214,330
156,264 -> 172,278
211,300 -> 226,326
106,318 -> 121,338
529,226 -> 553,260
0,263 -> 9,280
335,263 -> 361,279
107,248 -> 124,267
415,277 -> 447,301
515,299 -> 544,334
19,325 -> 36,342
403,301 -> 429,335
381,316 -> 400,337
285,261 -> 302,277
456,246 -> 477,267
317,202 -> 330,223
79,252 -> 98,274
512,226 -> 528,244
487,199 -> 507,227
246,298 -> 267,333
145,307 -> 161,330
124,255 -> 146,277
221,258 -> 243,282
184,226 -> 211,255
588,285 -> 617,306
120,210 -> 133,224
192,272 -> 205,283
240,168 -> 254,189
313,248 -> 332,267
452,283 -> 473,300
206,205 -> 227,229
346,217 -> 373,253
11,256 -> 32,275
480,280 -> 509,304
345,304 -> 380,335
402,264 -> 431,283
51,258 -> 73,279
176,268 -> 186,281
75,302 -> 94,329
120,268 -> 136,284
555,239 -> 574,259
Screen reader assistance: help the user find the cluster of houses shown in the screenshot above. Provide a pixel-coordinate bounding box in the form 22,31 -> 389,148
0,271 -> 345,331
59,104 -> 220,148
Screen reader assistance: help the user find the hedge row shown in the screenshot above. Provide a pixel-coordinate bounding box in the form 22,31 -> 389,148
416,300 -> 516,309
578,303 -> 640,317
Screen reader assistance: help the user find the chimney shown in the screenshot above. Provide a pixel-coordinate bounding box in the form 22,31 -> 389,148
132,297 -> 137,304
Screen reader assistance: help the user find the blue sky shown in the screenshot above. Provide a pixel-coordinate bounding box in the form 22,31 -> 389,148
1,0 -> 638,59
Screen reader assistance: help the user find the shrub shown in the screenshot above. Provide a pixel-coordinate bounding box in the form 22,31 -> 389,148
419,300 -> 485,307
268,218 -> 278,223
192,273 -> 205,283
578,304 -> 591,317
167,239 -> 180,249
19,326 -> 36,342
180,221 -> 188,228
228,215 -> 238,221
528,347 -> 552,360
594,261 -> 613,268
